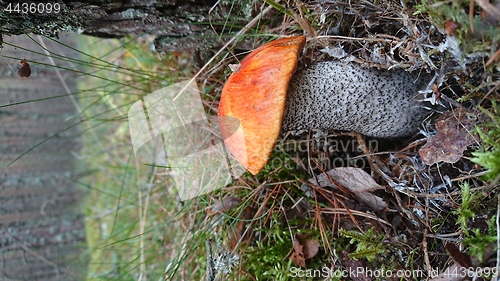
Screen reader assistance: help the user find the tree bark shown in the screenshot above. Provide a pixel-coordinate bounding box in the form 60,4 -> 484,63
0,0 -> 257,52
0,35 -> 87,281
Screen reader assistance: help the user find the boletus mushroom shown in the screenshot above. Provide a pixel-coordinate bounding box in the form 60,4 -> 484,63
218,36 -> 429,175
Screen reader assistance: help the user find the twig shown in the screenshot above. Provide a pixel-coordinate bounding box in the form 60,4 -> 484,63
486,48 -> 500,67
314,207 -> 392,226
475,0 -> 500,19
423,229 -> 433,277
469,0 -> 475,34
290,0 -> 317,37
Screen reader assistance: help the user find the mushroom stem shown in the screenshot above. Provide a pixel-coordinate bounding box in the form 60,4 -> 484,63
282,61 -> 429,138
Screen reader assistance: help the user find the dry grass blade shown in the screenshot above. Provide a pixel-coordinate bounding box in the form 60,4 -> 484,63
311,158 -> 363,231
315,208 -> 391,226
475,0 -> 500,19
486,48 -> 500,67
289,0 -> 317,37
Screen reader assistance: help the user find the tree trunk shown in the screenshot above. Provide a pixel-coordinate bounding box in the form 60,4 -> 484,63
0,0 -> 257,53
0,35 -> 87,281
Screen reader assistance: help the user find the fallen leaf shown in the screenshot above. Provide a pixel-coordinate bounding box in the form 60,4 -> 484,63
229,220 -> 245,250
290,238 -> 306,267
419,108 -> 478,165
342,251 -> 372,281
296,233 -> 320,259
205,196 -> 253,250
17,59 -> 31,78
206,196 -> 241,216
445,243 -> 472,268
308,167 -> 388,211
228,205 -> 254,250
290,233 -> 320,267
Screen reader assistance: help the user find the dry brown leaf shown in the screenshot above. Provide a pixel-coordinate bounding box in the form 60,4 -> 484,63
206,196 -> 241,216
290,233 -> 320,267
309,167 -> 388,211
229,221 -> 245,250
291,238 -> 306,267
419,108 -> 479,165
342,251 -> 372,281
229,205 -> 255,250
445,243 -> 472,268
17,59 -> 31,78
296,233 -> 320,259
206,197 -> 253,250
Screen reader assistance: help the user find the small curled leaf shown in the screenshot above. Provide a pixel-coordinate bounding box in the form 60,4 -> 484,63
17,59 -> 31,78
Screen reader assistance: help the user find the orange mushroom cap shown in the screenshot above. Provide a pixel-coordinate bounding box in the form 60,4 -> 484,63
218,36 -> 306,175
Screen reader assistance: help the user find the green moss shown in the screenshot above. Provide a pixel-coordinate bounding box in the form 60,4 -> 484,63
339,227 -> 388,262
235,213 -> 321,281
463,217 -> 497,262
472,101 -> 500,180
454,182 -> 482,234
